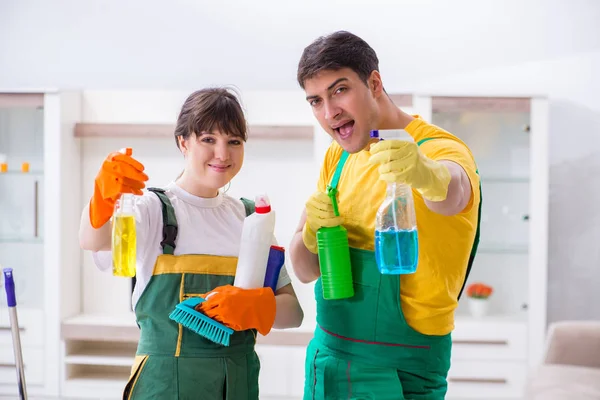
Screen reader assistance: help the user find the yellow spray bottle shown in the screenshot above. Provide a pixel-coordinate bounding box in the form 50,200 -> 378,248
112,149 -> 137,278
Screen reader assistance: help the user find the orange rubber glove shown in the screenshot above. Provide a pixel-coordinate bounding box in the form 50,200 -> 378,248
89,148 -> 149,228
196,285 -> 276,336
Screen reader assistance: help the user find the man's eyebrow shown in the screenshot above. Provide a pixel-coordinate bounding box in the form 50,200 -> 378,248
305,78 -> 349,101
327,77 -> 348,91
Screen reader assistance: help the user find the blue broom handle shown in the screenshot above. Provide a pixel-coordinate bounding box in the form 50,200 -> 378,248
3,268 -> 28,400
4,268 -> 16,307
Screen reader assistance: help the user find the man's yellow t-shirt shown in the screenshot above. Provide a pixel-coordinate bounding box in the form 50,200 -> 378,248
317,116 -> 480,336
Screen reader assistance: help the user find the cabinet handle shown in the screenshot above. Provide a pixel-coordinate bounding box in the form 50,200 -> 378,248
0,327 -> 25,332
449,377 -> 507,384
453,340 -> 508,346
0,363 -> 26,370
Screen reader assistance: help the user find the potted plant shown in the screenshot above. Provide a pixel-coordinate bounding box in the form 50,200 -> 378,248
465,282 -> 493,318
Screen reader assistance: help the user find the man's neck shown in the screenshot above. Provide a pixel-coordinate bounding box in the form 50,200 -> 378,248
376,95 -> 415,129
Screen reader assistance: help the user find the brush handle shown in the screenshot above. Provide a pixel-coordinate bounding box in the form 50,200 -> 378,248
3,268 -> 16,307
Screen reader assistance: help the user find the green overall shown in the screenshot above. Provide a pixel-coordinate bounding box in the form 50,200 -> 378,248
304,141 -> 482,400
122,188 -> 260,400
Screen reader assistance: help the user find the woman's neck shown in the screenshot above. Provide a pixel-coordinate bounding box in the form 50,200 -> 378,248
175,171 -> 219,198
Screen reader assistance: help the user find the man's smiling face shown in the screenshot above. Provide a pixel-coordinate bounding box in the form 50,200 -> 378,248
304,68 -> 380,154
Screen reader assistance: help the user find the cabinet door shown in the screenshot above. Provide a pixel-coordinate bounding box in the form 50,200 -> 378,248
0,105 -> 45,310
430,97 -> 531,317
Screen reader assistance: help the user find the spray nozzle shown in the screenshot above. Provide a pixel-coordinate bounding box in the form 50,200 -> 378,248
326,185 -> 340,217
369,129 -> 414,142
254,194 -> 272,214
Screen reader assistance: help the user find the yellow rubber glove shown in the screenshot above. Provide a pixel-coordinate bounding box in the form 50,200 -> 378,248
89,148 -> 149,228
368,140 -> 451,202
197,285 -> 276,336
303,191 -> 343,254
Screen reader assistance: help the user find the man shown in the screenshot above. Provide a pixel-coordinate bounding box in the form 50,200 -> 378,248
289,31 -> 481,399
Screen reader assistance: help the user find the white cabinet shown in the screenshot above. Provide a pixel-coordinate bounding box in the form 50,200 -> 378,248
0,94 -> 46,398
0,91 -> 83,398
421,95 -> 549,399
0,91 -> 548,399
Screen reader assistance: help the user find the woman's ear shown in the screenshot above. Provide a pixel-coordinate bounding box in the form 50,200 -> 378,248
178,135 -> 188,156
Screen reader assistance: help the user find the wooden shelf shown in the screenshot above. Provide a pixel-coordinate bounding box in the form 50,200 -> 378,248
74,123 -> 314,140
61,313 -> 313,346
65,365 -> 130,385
0,93 -> 44,108
65,340 -> 137,367
431,96 -> 531,113
257,331 -> 313,347
62,313 -> 139,343
65,352 -> 135,367
389,93 -> 413,107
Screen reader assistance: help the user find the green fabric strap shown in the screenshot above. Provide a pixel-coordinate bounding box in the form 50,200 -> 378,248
240,197 -> 255,216
329,150 -> 350,191
147,188 -> 178,255
416,137 -> 482,300
147,190 -> 255,255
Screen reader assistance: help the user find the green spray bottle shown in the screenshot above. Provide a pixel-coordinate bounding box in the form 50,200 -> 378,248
316,184 -> 354,300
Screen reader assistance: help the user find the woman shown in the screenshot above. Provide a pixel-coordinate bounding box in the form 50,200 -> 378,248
79,88 -> 304,399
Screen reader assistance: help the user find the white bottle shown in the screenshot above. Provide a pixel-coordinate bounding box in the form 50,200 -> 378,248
234,194 -> 276,289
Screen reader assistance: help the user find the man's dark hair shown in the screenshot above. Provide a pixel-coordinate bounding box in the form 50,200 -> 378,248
297,30 -> 379,89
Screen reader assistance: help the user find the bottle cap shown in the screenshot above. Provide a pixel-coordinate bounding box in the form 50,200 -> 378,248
120,193 -> 136,213
255,194 -> 271,214
369,129 -> 413,142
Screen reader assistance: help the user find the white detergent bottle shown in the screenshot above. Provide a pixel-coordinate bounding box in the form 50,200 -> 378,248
234,194 -> 276,289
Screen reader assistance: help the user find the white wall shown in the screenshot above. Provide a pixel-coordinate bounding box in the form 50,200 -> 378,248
2,0 -> 600,323
1,0 -> 599,91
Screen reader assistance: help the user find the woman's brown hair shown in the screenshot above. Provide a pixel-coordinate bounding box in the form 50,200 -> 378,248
174,87 -> 248,148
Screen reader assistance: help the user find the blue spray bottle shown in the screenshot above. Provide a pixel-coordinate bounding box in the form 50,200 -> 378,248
370,129 -> 419,274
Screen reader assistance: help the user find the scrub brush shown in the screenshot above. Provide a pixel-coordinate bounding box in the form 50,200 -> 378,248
169,297 -> 234,346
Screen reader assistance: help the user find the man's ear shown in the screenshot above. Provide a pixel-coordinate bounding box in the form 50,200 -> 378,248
368,70 -> 384,98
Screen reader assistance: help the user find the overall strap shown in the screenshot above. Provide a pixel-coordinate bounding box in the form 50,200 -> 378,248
240,197 -> 255,217
328,150 -> 350,191
416,137 -> 482,300
147,188 -> 178,255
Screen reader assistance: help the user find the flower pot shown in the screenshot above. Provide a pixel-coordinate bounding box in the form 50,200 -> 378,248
468,297 -> 489,318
